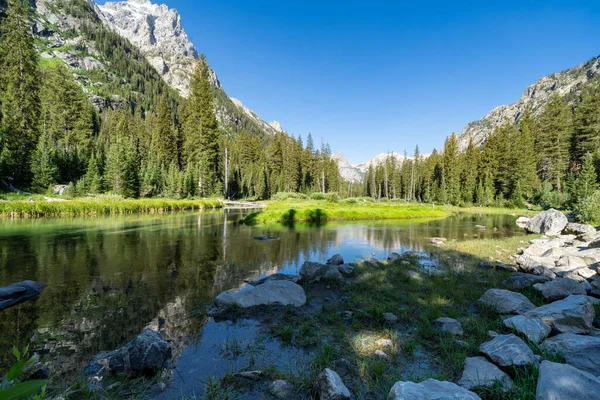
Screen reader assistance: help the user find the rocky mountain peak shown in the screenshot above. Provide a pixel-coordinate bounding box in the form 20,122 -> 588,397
269,121 -> 283,132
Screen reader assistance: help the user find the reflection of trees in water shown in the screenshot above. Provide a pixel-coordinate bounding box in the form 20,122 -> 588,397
0,212 -> 519,382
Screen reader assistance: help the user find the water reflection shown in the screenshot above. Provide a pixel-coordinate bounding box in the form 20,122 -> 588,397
0,210 -> 520,386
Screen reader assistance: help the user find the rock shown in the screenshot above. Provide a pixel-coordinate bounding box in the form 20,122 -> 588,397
387,252 -> 402,261
475,224 -> 486,230
334,358 -> 354,376
215,280 -> 306,308
478,289 -> 536,315
316,368 -> 351,400
338,264 -> 355,274
526,209 -> 568,236
108,329 -> 171,377
299,262 -> 344,283
525,238 -> 563,256
458,356 -> 515,392
541,333 -> 600,375
479,334 -> 537,367
536,360 -> 600,400
383,313 -> 398,323
503,315 -> 551,344
269,380 -> 295,399
516,216 -> 531,228
52,184 -> 68,195
29,367 -> 50,380
327,254 -> 344,266
533,278 -> 586,301
234,370 -> 263,380
83,351 -> 115,377
247,273 -> 300,286
376,338 -> 393,349
503,274 -> 551,290
525,295 -> 594,334
563,222 -> 596,236
541,247 -> 564,258
388,379 -> 481,400
530,265 -> 558,279
374,349 -> 389,360
429,237 -> 447,245
433,317 -> 464,336
516,254 -> 556,272
555,255 -> 588,272
253,235 -> 280,241
0,280 -> 47,311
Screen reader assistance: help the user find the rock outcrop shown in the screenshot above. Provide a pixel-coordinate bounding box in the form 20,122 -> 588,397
214,280 -> 307,308
108,329 -> 171,377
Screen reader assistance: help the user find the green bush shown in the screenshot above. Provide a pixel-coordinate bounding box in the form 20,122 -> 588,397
535,181 -> 569,209
379,197 -> 390,203
310,192 -> 326,200
575,190 -> 600,224
271,192 -> 309,201
343,197 -> 375,204
325,192 -> 339,203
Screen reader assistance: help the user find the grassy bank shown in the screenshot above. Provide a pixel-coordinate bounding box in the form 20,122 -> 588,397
444,205 -> 540,216
242,201 -> 450,223
0,198 -> 223,218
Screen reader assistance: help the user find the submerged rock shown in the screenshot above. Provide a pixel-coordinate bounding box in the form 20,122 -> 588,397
479,334 -> 537,367
458,356 -> 515,392
388,379 -> 481,400
253,235 -> 280,241
215,280 -> 306,308
316,368 -> 351,400
429,237 -> 447,245
108,329 -> 171,377
536,361 -> 600,400
525,295 -> 594,334
0,280 -> 46,311
526,209 -> 568,236
541,333 -> 600,376
478,289 -> 536,315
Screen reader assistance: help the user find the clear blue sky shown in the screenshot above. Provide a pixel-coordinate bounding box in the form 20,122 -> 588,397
103,0 -> 598,163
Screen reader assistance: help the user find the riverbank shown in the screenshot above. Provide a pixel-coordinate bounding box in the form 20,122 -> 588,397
242,201 -> 451,224
0,198 -> 223,218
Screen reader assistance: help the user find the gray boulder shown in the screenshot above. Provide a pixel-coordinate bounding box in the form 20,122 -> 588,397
516,254 -> 556,272
525,295 -> 594,334
503,274 -> 551,290
563,222 -> 596,236
269,380 -> 295,399
387,252 -> 402,262
479,334 -> 537,367
0,280 -> 46,311
503,315 -> 551,344
316,368 -> 351,400
526,209 -> 568,236
108,329 -> 171,377
327,254 -> 344,266
541,333 -> 600,376
533,278 -> 586,301
434,317 -> 464,336
530,265 -> 557,279
247,273 -> 300,286
215,280 -> 306,308
300,262 -> 344,283
536,360 -> 600,400
478,289 -> 536,315
458,356 -> 515,392
388,379 -> 481,400
338,264 -> 355,275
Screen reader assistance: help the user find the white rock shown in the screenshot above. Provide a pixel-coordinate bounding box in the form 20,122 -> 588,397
525,295 -> 594,334
478,289 -> 536,315
503,315 -> 551,344
525,209 -> 568,236
536,360 -> 600,400
317,368 -> 351,400
541,333 -> 600,376
480,334 -> 537,367
458,356 -> 515,392
388,379 -> 481,399
215,280 -> 306,308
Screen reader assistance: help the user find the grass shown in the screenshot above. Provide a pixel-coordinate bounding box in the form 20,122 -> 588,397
242,200 -> 450,224
436,234 -> 539,265
0,198 -> 223,218
443,205 -> 540,216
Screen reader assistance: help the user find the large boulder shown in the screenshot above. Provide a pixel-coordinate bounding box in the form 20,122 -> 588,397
563,222 -> 596,236
503,315 -> 551,344
457,356 -> 515,392
0,280 -> 46,311
526,209 -> 568,236
299,262 -> 343,283
516,254 -> 556,272
316,368 -> 351,400
536,360 -> 600,400
503,274 -> 551,290
478,289 -> 536,315
215,280 -> 306,308
541,333 -> 600,376
533,278 -> 586,301
525,295 -> 594,334
326,254 -> 344,266
247,273 -> 300,286
108,329 -> 171,377
479,334 -> 537,367
388,379 -> 481,400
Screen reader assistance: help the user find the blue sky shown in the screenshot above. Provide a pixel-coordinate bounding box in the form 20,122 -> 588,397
101,0 -> 598,163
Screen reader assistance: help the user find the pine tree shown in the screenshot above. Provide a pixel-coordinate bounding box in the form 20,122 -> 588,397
515,106 -> 537,198
31,133 -> 59,191
573,152 -> 599,205
152,93 -> 176,166
442,133 -> 460,204
572,90 -> 600,163
85,152 -> 102,194
460,138 -> 478,204
0,0 -> 41,182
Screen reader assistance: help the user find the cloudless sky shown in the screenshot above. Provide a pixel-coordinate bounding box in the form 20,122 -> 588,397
100,0 -> 599,163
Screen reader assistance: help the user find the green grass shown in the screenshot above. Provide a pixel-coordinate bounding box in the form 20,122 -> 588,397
443,205 -> 540,216
437,234 -> 539,265
242,200 -> 450,223
0,198 -> 223,218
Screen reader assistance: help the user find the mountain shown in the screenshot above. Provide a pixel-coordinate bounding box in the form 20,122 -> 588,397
458,56 -> 600,151
352,152 -> 408,173
331,153 -> 363,183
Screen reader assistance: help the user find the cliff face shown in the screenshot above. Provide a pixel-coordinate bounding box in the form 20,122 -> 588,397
458,56 -> 600,151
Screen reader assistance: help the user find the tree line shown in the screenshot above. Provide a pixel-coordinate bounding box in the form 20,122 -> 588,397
0,0 -> 341,199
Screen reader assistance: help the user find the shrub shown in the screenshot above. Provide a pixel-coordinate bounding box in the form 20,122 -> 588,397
574,190 -> 600,224
325,192 -> 339,203
379,197 -> 390,203
272,192 -> 309,201
535,181 -> 569,209
310,192 -> 326,200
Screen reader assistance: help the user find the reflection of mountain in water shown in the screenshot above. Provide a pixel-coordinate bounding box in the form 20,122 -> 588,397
0,210 -> 519,384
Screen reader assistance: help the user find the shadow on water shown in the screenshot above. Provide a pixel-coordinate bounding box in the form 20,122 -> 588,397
0,210 -> 525,396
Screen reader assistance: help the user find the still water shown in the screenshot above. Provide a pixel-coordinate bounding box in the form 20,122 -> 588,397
0,209 -> 522,392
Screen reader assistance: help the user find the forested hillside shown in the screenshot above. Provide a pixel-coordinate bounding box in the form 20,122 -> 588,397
0,0 -> 341,198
